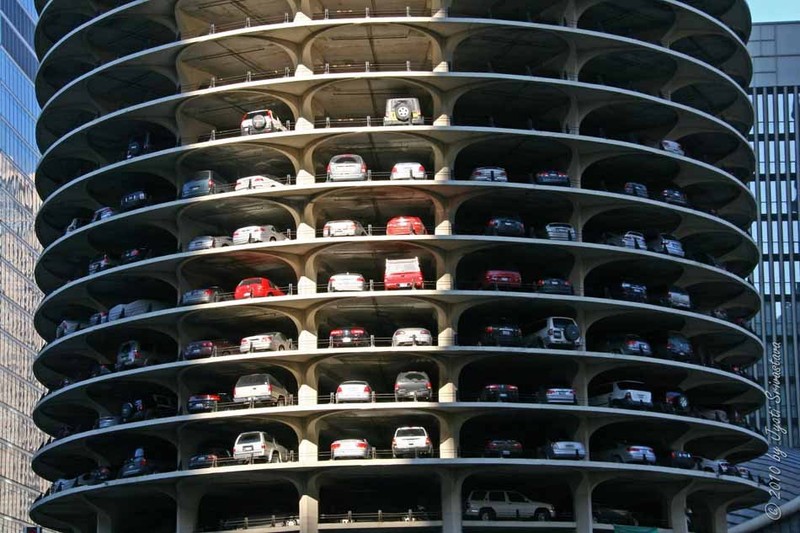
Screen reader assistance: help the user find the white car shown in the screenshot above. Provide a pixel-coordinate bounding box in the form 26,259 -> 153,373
392,426 -> 432,458
232,225 -> 286,245
233,431 -> 289,463
392,328 -> 433,346
335,381 -> 374,403
589,381 -> 653,410
464,490 -> 555,521
186,235 -> 233,251
327,154 -> 368,181
107,299 -> 169,321
322,219 -> 368,237
470,166 -> 508,182
235,175 -> 283,190
240,109 -> 286,135
328,273 -> 367,292
660,140 -> 685,156
240,332 -> 293,353
390,162 -> 426,180
331,438 -> 373,460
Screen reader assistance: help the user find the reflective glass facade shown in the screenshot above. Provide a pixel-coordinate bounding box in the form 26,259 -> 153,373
0,0 -> 43,529
748,22 -> 800,446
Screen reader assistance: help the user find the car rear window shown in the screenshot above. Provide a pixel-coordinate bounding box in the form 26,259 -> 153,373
237,432 -> 262,444
400,372 -> 427,382
553,318 -> 574,328
333,155 -> 360,164
396,428 -> 426,437
236,374 -> 269,386
240,278 -> 263,285
618,381 -> 646,390
385,259 -> 420,274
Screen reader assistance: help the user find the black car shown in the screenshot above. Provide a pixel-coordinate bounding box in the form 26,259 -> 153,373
88,311 -> 108,326
182,340 -> 234,360
535,223 -> 576,241
620,182 -> 648,198
186,392 -> 232,413
118,448 -> 171,478
593,507 -> 638,526
605,280 -> 647,302
188,447 -> 233,469
120,190 -> 152,211
75,466 -> 114,486
602,334 -> 652,356
649,285 -> 692,309
533,170 -> 570,186
655,187 -> 690,207
87,253 -> 117,274
483,439 -> 523,457
126,132 -> 153,159
120,394 -> 176,423
120,247 -> 152,264
479,384 -> 519,402
534,277 -> 573,295
650,331 -> 694,361
659,449 -> 694,469
478,319 -> 522,346
484,214 -> 525,237
655,390 -> 690,415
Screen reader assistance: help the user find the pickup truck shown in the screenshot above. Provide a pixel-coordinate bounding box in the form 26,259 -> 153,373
384,257 -> 424,290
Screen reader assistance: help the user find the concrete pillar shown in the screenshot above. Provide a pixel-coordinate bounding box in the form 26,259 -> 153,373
440,471 -> 463,533
176,486 -> 203,533
299,424 -> 319,464
298,329 -> 317,351
669,490 -> 690,533
299,492 -> 319,533
298,275 -> 317,294
296,169 -> 316,186
298,364 -> 318,406
96,511 -> 113,533
710,502 -> 730,533
439,414 -> 463,458
572,476 -> 593,533
571,362 -> 589,406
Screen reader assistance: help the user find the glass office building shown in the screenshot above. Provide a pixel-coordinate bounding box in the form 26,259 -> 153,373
0,0 -> 44,530
747,21 -> 800,446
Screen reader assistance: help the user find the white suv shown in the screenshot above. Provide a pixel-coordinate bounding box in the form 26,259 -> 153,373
390,162 -> 426,180
464,490 -> 555,521
392,426 -> 433,458
232,225 -> 286,245
589,381 -> 653,410
527,317 -> 582,349
322,219 -> 368,237
240,109 -> 286,135
233,431 -> 289,463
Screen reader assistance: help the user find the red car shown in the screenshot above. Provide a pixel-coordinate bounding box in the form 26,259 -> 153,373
386,216 -> 426,236
384,258 -> 424,290
234,277 -> 285,299
481,269 -> 522,290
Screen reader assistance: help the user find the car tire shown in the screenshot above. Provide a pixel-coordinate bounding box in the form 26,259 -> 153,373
394,102 -> 412,122
277,397 -> 286,407
269,237 -> 276,242
613,455 -> 623,463
278,345 -> 285,351
534,510 -> 550,522
270,453 -> 280,463
479,510 -> 495,521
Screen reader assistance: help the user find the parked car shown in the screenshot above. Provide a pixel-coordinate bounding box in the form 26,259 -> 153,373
470,166 -> 507,182
65,217 -> 88,234
394,371 -> 433,401
390,162 -> 426,180
484,439 -> 523,458
695,407 -> 730,423
479,384 -> 519,402
392,327 -> 432,346
95,415 -> 121,429
186,235 -> 232,251
234,277 -> 285,299
233,373 -> 290,406
594,442 -> 656,464
125,132 -> 153,159
536,386 -> 576,404
119,448 -> 170,478
52,478 -> 77,493
119,190 -> 151,211
75,466 -> 114,486
88,311 -> 108,326
188,447 -> 233,469
181,170 -> 222,198
186,392 -> 232,413
605,280 -> 647,302
232,225 -> 286,245
589,381 -> 653,410
329,327 -> 370,347
536,222 -> 576,241
620,181 -> 648,198
527,317 -> 582,349
656,187 -> 690,207
601,231 -> 646,249
695,456 -> 739,475
646,233 -> 685,257
661,140 -> 685,156
593,507 -> 638,526
182,339 -> 233,359
533,170 -> 570,187
327,154 -> 368,181
115,340 -> 160,371
108,299 -> 169,321
534,277 -> 573,295
56,319 -> 87,338
464,490 -> 555,521
478,319 -> 522,346
235,174 -> 283,190
181,286 -> 224,305
485,214 -> 525,237
328,273 -> 366,292
120,394 -> 176,423
240,109 -> 286,135
392,427 -> 433,457
659,449 -> 694,469
120,247 -> 151,264
540,440 -> 586,460
387,215 -> 426,235
335,381 -> 375,403
331,438 -> 373,459
323,219 -> 368,237
602,334 -> 652,356
91,206 -> 117,223
658,389 -> 691,414
384,97 -> 423,125
480,269 -> 522,290
650,331 -> 694,361
233,431 -> 289,463
240,332 -> 292,352
649,286 -> 692,309
384,257 -> 424,289
87,253 -> 117,274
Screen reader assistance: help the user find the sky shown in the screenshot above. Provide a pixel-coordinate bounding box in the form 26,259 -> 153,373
748,0 -> 800,22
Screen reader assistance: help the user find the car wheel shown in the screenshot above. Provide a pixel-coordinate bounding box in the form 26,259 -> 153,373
613,455 -> 623,463
270,453 -> 280,463
277,397 -> 286,407
278,345 -> 285,351
269,237 -> 276,242
211,347 -> 218,357
534,510 -> 550,522
479,510 -> 495,521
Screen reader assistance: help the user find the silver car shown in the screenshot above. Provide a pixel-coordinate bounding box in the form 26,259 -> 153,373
233,431 -> 289,463
235,174 -> 283,190
328,273 -> 367,292
240,109 -> 286,136
469,166 -> 508,182
232,225 -> 286,245
392,328 -> 433,347
323,219 -> 368,237
594,442 -> 656,464
327,154 -> 368,182
335,381 -> 374,403
541,440 -> 586,460
181,287 -> 223,305
239,332 -> 293,353
331,438 -> 373,460
186,235 -> 232,251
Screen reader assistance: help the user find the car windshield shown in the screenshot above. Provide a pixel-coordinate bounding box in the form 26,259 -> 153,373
618,381 -> 646,390
400,372 -> 427,382
396,428 -> 426,437
236,374 -> 269,386
237,432 -> 263,444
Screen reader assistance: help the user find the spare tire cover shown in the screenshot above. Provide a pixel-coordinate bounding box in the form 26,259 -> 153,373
252,114 -> 267,130
564,324 -> 580,341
